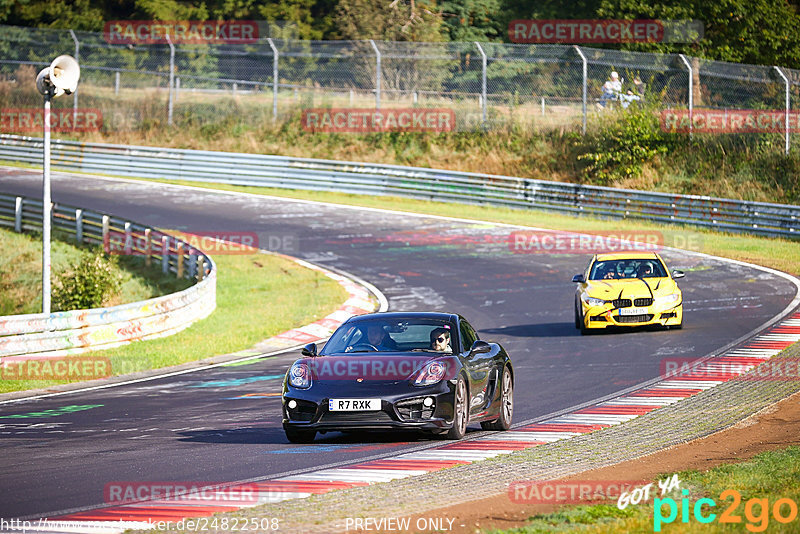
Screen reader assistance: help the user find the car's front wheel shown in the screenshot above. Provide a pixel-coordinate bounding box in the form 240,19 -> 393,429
446,376 -> 469,440
284,427 -> 316,444
481,367 -> 513,431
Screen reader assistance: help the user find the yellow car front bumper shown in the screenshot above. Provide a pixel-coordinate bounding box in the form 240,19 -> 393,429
580,302 -> 683,329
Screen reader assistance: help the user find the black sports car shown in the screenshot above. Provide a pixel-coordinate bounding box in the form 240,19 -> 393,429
281,312 -> 514,443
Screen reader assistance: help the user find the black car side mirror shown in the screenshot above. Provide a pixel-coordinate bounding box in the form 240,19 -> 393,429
301,343 -> 317,357
468,340 -> 492,356
572,274 -> 585,283
671,270 -> 685,279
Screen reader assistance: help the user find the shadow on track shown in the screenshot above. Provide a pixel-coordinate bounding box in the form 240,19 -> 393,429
483,322 -> 576,338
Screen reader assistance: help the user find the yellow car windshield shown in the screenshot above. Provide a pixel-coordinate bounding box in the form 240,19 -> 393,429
590,259 -> 666,280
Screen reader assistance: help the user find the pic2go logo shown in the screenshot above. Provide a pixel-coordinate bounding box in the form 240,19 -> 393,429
654,489 -> 799,532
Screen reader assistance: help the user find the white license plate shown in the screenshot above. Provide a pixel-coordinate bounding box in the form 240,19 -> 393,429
619,307 -> 648,316
328,398 -> 381,411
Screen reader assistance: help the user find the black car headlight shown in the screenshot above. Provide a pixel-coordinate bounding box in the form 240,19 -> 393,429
413,361 -> 447,386
288,362 -> 312,389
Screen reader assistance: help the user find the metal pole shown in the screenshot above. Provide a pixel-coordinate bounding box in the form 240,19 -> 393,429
475,42 -> 487,125
166,33 -> 175,126
774,66 -> 791,155
573,46 -> 587,135
678,54 -> 693,138
115,71 -> 120,94
69,30 -> 79,128
369,40 -> 381,109
267,38 -> 279,119
42,93 -> 52,314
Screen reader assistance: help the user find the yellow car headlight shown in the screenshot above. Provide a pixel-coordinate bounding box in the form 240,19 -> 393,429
581,295 -> 606,307
657,293 -> 680,304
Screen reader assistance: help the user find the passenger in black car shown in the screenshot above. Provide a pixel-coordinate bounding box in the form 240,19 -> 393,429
429,327 -> 452,352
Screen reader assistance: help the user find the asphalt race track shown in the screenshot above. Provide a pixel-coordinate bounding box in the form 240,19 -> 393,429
1,167 -> 797,519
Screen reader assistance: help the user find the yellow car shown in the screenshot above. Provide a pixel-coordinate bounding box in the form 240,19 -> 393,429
572,252 -> 684,334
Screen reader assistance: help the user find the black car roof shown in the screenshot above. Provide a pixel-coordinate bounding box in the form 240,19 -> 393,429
344,311 -> 459,323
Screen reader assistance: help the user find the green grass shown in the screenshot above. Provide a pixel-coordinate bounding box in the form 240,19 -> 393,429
0,232 -> 349,394
488,446 -> 800,533
0,227 -> 182,315
110,176 -> 800,277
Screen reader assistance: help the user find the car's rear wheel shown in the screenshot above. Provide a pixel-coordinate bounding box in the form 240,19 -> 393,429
481,367 -> 513,431
446,376 -> 469,440
284,427 -> 316,443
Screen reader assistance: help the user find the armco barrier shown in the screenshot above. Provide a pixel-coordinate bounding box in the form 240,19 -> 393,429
1,134 -> 798,238
0,192 -> 216,360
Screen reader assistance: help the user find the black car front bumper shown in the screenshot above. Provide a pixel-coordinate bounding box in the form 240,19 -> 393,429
282,380 -> 457,433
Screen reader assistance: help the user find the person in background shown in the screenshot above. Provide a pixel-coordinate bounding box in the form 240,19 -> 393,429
600,71 -> 623,108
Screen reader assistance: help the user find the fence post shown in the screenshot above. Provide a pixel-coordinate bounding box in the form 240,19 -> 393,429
369,40 -> 381,109
144,228 -> 152,267
678,54 -> 693,138
267,38 -> 279,119
102,215 -> 109,252
69,29 -> 79,127
773,66 -> 791,155
176,242 -> 184,278
162,235 -> 169,274
166,33 -> 175,126
475,42 -> 488,126
14,197 -> 22,232
124,221 -> 132,255
75,208 -> 83,244
573,46 -> 587,135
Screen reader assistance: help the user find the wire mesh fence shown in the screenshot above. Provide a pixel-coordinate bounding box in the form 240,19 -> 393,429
1,23 -> 799,150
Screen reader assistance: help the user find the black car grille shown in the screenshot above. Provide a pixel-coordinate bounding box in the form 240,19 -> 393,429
590,315 -> 607,322
634,298 -> 654,307
286,399 -> 317,422
616,314 -> 654,323
321,411 -> 394,424
612,299 -> 632,308
395,398 -> 435,420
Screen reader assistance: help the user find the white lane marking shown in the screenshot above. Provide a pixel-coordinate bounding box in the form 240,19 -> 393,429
656,380 -> 723,389
545,414 -> 640,424
602,398 -> 680,406
490,431 -> 580,441
279,468 -> 425,483
395,450 -> 507,461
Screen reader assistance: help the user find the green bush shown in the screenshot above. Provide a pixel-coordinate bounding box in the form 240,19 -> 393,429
572,103 -> 671,185
52,250 -> 123,311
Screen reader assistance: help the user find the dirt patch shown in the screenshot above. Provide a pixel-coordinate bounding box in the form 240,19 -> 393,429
401,389 -> 800,534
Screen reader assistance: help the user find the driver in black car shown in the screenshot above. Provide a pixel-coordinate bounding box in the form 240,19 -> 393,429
366,324 -> 399,351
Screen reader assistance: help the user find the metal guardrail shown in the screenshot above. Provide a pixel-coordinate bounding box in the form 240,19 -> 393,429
0,191 -> 216,359
1,134 -> 798,238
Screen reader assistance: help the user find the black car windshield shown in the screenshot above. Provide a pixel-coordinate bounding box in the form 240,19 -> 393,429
322,318 -> 456,354
589,259 -> 667,280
